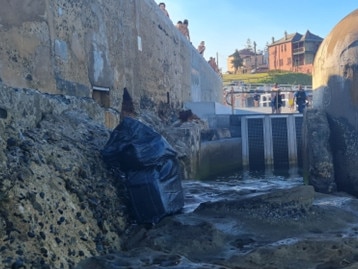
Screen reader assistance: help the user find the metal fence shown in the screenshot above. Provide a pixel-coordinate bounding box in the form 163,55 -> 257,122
223,83 -> 313,114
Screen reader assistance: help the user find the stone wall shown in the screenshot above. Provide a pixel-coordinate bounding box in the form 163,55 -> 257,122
312,9 -> 358,197
0,0 -> 222,128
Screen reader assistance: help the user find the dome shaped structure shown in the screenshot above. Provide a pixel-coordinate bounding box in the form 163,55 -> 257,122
312,9 -> 358,196
313,9 -> 358,127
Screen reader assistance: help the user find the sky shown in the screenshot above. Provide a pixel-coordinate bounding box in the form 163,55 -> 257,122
155,1 -> 357,72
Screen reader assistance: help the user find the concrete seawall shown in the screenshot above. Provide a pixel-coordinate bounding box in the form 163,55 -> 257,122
0,0 -> 222,128
198,138 -> 242,179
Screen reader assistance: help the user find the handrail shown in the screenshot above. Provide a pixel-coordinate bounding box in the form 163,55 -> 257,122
224,89 -> 313,112
223,84 -> 312,93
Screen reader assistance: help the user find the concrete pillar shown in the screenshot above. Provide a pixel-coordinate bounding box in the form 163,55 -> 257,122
241,116 -> 249,168
287,115 -> 298,166
263,115 -> 274,169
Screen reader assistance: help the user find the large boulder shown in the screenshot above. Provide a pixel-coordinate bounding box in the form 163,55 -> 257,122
313,9 -> 358,196
302,109 -> 336,193
0,84 -> 129,268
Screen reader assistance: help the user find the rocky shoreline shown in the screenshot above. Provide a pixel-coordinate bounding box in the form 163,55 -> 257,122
77,183 -> 358,269
1,86 -> 358,269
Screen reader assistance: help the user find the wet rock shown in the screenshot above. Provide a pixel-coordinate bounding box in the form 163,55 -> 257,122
328,116 -> 358,196
303,109 -> 336,193
75,248 -> 231,269
3,85 -> 358,269
313,8 -> 358,198
75,182 -> 358,269
0,86 -> 129,268
194,185 -> 315,220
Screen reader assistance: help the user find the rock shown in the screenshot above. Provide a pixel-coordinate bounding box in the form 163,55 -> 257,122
312,9 -> 358,198
3,84 -> 358,269
75,184 -> 358,269
0,85 -> 129,268
328,117 -> 358,196
195,185 -> 315,219
303,109 -> 336,193
75,248 -> 231,269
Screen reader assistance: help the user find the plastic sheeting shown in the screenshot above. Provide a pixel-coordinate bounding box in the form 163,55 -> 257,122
101,117 -> 184,224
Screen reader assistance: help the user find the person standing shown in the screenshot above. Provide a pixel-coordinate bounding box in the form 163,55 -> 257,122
158,2 -> 169,17
208,57 -> 219,73
253,91 -> 260,107
176,21 -> 183,31
272,90 -> 283,114
197,41 -> 206,55
294,85 -> 308,113
271,83 -> 280,113
182,19 -> 190,41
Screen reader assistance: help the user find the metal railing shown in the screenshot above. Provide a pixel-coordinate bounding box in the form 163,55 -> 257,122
223,85 -> 312,114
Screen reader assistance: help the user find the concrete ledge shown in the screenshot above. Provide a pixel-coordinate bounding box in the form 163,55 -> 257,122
197,138 -> 242,179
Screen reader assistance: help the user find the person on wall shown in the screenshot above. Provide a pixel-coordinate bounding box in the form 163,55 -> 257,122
158,2 -> 169,17
197,41 -> 206,55
182,19 -> 190,41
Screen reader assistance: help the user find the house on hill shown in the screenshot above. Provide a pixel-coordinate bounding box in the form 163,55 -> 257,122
226,48 -> 266,74
268,30 -> 323,74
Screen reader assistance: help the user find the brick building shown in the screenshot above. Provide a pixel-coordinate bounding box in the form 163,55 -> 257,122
226,48 -> 266,74
268,30 -> 323,74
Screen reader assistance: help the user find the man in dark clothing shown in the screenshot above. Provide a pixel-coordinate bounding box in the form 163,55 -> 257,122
294,85 -> 307,113
272,90 -> 283,114
253,92 -> 260,107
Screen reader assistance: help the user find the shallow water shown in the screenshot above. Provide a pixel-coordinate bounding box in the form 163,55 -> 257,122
182,169 -> 305,213
111,170 -> 358,269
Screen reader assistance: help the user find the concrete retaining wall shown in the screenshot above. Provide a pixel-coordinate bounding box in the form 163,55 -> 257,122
0,0 -> 222,127
198,138 -> 242,179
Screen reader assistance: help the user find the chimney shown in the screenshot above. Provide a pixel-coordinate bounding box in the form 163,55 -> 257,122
272,37 -> 275,43
284,31 -> 288,40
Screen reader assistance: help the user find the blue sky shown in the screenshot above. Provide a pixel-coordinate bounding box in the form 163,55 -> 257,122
155,1 -> 357,72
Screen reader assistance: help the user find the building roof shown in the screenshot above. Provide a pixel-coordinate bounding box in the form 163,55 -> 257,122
298,30 -> 323,42
269,32 -> 301,46
268,30 -> 323,46
239,48 -> 255,56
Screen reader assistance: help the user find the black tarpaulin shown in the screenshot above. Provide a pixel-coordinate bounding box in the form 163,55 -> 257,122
101,117 -> 184,224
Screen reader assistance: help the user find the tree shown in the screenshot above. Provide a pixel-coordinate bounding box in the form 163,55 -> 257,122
246,38 -> 252,51
230,49 -> 243,74
253,41 -> 257,69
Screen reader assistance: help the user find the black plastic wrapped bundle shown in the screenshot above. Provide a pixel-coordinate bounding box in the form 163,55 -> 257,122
101,117 -> 184,224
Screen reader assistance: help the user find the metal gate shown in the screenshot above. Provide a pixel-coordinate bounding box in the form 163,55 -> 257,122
241,114 -> 303,171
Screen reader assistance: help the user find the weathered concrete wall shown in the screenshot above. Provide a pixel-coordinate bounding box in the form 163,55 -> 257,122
198,138 -> 242,179
312,9 -> 358,196
313,9 -> 358,127
0,0 -> 222,127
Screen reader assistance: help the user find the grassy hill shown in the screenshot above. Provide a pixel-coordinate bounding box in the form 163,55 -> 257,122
222,71 -> 312,86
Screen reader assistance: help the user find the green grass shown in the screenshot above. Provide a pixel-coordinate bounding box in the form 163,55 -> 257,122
222,71 -> 312,86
